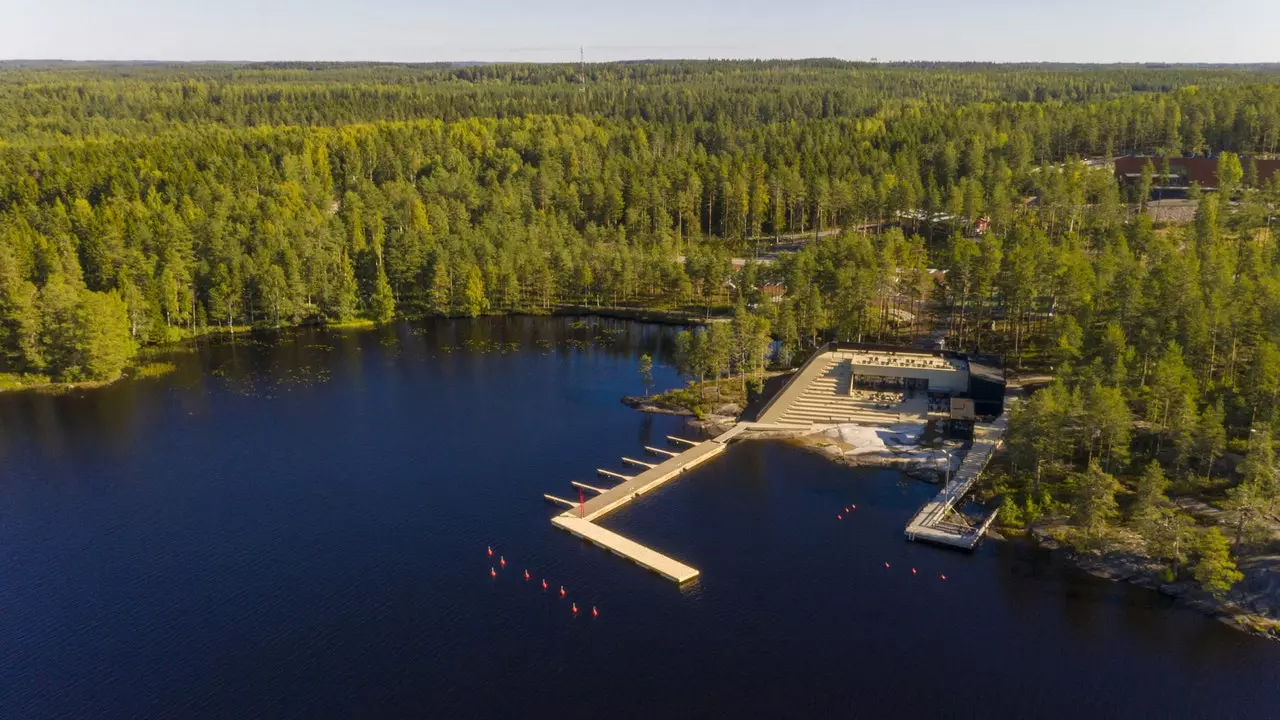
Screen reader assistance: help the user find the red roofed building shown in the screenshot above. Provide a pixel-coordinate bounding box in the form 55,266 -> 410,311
1114,155 -> 1280,190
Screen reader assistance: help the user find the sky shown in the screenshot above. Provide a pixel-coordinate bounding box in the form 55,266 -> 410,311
2,0 -> 1278,64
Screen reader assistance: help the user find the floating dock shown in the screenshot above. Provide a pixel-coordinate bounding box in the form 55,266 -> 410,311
552,516 -> 700,583
550,422 -> 788,584
575,439 -> 728,522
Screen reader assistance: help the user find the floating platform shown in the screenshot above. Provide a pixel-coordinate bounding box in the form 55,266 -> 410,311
543,494 -> 577,508
549,422 -> 794,584
621,456 -> 657,469
552,516 -> 699,584
570,480 -> 607,495
573,440 -> 729,522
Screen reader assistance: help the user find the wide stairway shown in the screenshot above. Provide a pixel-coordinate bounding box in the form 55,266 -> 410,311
773,359 -> 903,428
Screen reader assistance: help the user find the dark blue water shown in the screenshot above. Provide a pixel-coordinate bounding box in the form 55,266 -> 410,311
1,317 -> 1277,719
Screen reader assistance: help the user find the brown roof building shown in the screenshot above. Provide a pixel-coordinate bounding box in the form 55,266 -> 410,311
1114,155 -> 1280,189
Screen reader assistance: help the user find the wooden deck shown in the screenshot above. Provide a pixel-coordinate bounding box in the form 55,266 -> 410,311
570,439 -> 729,522
904,413 -> 1007,550
552,516 -> 700,584
550,422 -> 795,583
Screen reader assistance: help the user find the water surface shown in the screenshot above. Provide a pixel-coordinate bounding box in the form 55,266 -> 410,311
1,317 -> 1277,719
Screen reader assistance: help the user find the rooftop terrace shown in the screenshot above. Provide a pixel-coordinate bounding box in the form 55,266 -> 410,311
845,350 -> 966,373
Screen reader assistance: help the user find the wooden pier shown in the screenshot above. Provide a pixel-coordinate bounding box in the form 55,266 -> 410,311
904,412 -> 1008,550
621,456 -> 657,469
550,422 -> 793,584
553,516 -> 700,583
543,494 -> 576,508
575,439 -> 730,522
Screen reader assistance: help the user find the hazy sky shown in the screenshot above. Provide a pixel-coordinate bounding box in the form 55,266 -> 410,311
3,0 -> 1278,64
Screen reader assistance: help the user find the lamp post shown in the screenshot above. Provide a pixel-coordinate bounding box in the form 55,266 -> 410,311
932,449 -> 953,526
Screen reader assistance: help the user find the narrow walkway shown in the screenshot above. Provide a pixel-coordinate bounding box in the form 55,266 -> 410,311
904,412 -> 1008,550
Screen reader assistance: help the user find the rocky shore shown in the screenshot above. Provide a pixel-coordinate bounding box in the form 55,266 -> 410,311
620,395 -> 696,416
788,422 -> 964,481
1026,524 -> 1280,641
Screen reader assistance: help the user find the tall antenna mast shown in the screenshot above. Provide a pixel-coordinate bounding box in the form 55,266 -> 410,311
579,47 -> 586,93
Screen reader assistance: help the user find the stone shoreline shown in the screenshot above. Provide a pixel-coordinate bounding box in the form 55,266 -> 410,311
1026,525 -> 1280,642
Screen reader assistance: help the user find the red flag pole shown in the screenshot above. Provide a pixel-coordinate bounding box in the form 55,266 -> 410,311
579,488 -> 585,517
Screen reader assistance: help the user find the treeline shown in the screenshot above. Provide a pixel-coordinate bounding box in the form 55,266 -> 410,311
3,62 -> 1280,385
977,185 -> 1279,597
4,60 -> 1280,141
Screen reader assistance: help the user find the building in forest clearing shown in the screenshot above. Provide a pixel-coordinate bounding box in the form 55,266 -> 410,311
1114,155 -> 1280,191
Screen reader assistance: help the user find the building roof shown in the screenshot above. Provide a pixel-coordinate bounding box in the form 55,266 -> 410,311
845,349 -> 966,373
1113,155 -> 1280,189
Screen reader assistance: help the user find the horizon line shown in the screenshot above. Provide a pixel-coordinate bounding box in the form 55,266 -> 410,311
3,57 -> 1280,67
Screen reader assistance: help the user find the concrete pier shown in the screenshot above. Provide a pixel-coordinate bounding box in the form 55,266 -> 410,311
571,481 -> 607,495
595,468 -> 633,481
666,435 -> 700,447
644,445 -> 679,458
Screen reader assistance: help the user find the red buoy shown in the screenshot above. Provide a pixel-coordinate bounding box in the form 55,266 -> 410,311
500,556 -> 506,568
541,579 -> 548,590
837,514 -> 843,520
571,602 -> 579,615
911,568 -> 917,575
524,569 -> 531,581
487,546 -> 493,557
490,567 -> 496,578
592,606 -> 599,618
884,562 -> 891,568
559,585 -> 566,598
940,574 -> 947,581
851,505 -> 856,510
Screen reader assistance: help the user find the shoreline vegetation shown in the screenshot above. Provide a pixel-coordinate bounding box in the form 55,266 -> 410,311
4,60 -> 1280,639
0,304 -> 711,395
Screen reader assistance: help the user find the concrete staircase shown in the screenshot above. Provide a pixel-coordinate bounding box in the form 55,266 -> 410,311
774,359 -> 902,428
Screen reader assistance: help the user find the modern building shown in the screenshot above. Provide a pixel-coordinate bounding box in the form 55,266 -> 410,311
834,342 -> 1007,418
1114,155 -> 1280,190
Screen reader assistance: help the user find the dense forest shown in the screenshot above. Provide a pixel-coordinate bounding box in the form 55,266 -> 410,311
2,59 -> 1280,605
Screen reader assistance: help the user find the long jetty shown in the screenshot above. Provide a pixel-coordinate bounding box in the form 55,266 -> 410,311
549,422 -> 779,584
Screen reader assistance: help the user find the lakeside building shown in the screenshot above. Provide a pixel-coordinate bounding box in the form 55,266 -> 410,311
756,342 -> 1007,429
835,343 -> 1006,420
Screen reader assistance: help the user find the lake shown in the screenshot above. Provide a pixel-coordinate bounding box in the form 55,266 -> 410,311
1,317 -> 1277,719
